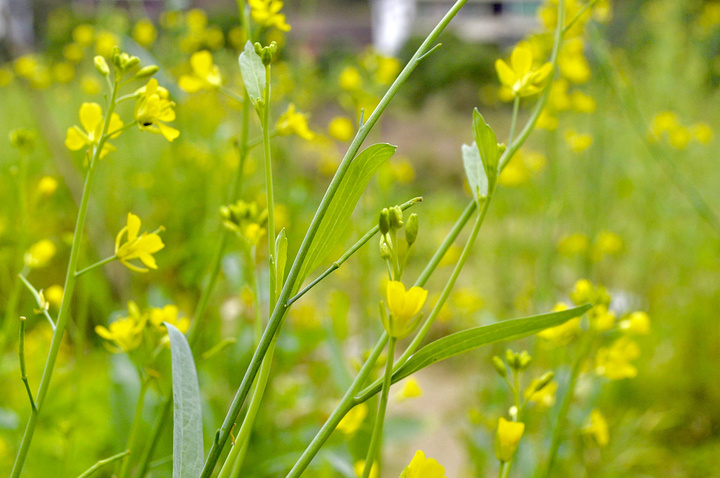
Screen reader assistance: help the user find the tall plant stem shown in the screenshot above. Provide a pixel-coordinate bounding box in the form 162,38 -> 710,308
200,2 -> 471,475
117,377 -> 150,478
361,337 -> 396,478
508,96 -> 520,145
10,77 -> 119,477
262,63 -> 277,306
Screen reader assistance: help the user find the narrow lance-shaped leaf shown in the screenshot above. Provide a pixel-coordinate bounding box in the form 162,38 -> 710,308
472,108 -> 500,178
294,143 -> 397,291
238,41 -> 265,111
358,304 -> 592,400
166,322 -> 204,478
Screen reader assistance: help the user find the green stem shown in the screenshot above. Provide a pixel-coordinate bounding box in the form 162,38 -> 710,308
10,76 -> 119,478
262,63 -> 277,307
217,337 -> 278,478
200,4 -> 471,474
18,317 -> 36,411
498,462 -> 506,478
285,334 -> 388,478
508,96 -> 520,145
501,460 -> 512,478
117,377 -> 150,478
76,450 -> 130,478
219,85 -> 246,104
74,255 -> 117,278
361,337 -> 396,478
17,274 -> 56,331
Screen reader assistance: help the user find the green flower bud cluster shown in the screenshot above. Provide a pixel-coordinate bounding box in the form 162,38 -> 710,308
254,41 -> 278,66
377,205 -> 420,281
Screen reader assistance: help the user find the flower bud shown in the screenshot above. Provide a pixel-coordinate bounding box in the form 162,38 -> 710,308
379,208 -> 390,235
94,55 -> 110,76
405,213 -> 419,245
495,417 -> 525,462
492,355 -> 507,378
389,206 -> 403,230
532,371 -> 555,394
379,237 -> 392,259
134,65 -> 159,79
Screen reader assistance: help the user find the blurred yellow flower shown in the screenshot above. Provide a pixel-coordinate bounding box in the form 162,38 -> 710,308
72,24 -> 95,46
354,460 -> 378,478
384,281 -> 428,339
115,212 -> 165,273
558,39 -> 591,84
558,232 -> 590,256
571,90 -> 596,113
536,109 -> 558,130
525,379 -> 557,408
375,55 -> 401,85
276,103 -> 315,141
649,111 -> 679,139
205,26 -> 225,50
133,18 -> 158,47
582,409 -> 609,447
538,302 -> 582,345
495,417 -> 525,462
45,285 -> 64,308
0,66 -> 13,87
495,44 -> 552,98
187,9 -> 208,32
620,311 -> 651,335
52,62 -> 75,84
95,302 -> 147,353
37,176 -> 59,196
24,239 -> 56,269
81,75 -> 101,95
668,126 -> 691,150
134,79 -> 179,142
399,450 -> 447,478
220,200 -> 268,246
570,278 -> 610,306
95,31 -> 120,58
65,102 -> 124,158
595,337 -> 640,380
249,0 -> 291,31
179,50 -> 222,92
328,116 -> 354,141
63,43 -> 84,63
392,158 -> 416,184
150,304 -> 190,333
589,305 -> 615,331
395,377 -> 423,402
337,403 -> 368,435
564,129 -> 593,153
691,123 -> 713,144
339,66 -> 363,91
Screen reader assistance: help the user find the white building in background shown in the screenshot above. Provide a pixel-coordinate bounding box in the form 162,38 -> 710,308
371,0 -> 541,56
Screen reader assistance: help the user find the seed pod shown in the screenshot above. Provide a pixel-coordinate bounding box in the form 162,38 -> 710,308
94,55 -> 110,76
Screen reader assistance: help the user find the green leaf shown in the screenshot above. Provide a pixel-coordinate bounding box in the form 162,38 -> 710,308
358,305 -> 591,400
462,142 -> 488,199
294,143 -> 396,290
276,228 -> 288,298
472,108 -> 500,178
238,41 -> 265,108
166,323 -> 204,478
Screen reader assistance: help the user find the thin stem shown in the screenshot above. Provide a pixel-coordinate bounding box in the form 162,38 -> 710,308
201,3 -> 471,474
10,74 -> 119,478
76,450 -> 131,478
287,197 -> 422,307
106,120 -> 138,138
501,460 -> 512,478
563,0 -> 599,35
18,317 -> 36,411
361,337 -> 396,478
261,63 -> 277,309
17,274 -> 56,331
508,96 -> 520,145
285,334 -> 388,478
498,462 -> 506,478
74,255 -> 117,278
118,377 -> 150,478
219,85 -> 246,104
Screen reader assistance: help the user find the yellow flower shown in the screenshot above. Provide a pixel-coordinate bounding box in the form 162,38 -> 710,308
595,337 -> 640,380
375,55 -> 401,85
588,305 -> 615,331
339,66 -> 363,91
525,380 -> 557,408
620,311 -> 651,335
63,43 -> 84,63
328,116 -> 354,141
400,450 -> 447,478
564,129 -> 593,153
571,90 -> 596,113
248,0 -> 291,31
538,302 -> 582,345
354,460 -> 378,478
384,281 -> 428,339
592,230 -> 623,260
186,9 -> 208,32
72,24 -> 95,46
337,403 -> 368,435
95,31 -> 120,58
691,123 -> 713,144
0,66 -> 13,87
95,302 -> 147,353
150,305 -> 190,333
37,176 -> 59,196
65,102 -> 124,159
133,18 -> 158,47
495,44 -> 553,98
134,79 -> 179,142
276,104 -> 315,141
114,212 -> 165,273
558,39 -> 591,84
392,159 -> 416,184
178,50 -> 222,92
668,126 -> 691,150
495,417 -> 525,462
220,200 -> 268,246
24,239 -> 57,268
45,285 -> 64,308
649,111 -> 679,139
557,232 -> 590,256
569,278 -> 610,306
81,75 -> 101,95
205,26 -> 225,50
582,409 -> 609,447
52,62 -> 75,84
395,377 -> 423,402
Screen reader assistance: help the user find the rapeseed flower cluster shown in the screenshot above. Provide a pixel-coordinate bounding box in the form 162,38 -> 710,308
220,200 -> 269,246
249,0 -> 291,32
649,111 -> 713,149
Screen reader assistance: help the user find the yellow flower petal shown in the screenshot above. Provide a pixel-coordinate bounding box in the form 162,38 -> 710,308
179,75 -> 204,93
495,59 -> 515,89
65,126 -> 88,150
191,50 -> 213,77
126,213 -> 141,241
79,102 -> 103,136
510,46 -> 533,78
158,122 -> 180,142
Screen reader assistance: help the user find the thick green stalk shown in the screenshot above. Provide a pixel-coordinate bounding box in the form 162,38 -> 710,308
10,79 -> 119,477
262,63 -> 277,307
200,3 -> 471,475
361,337 -> 396,478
